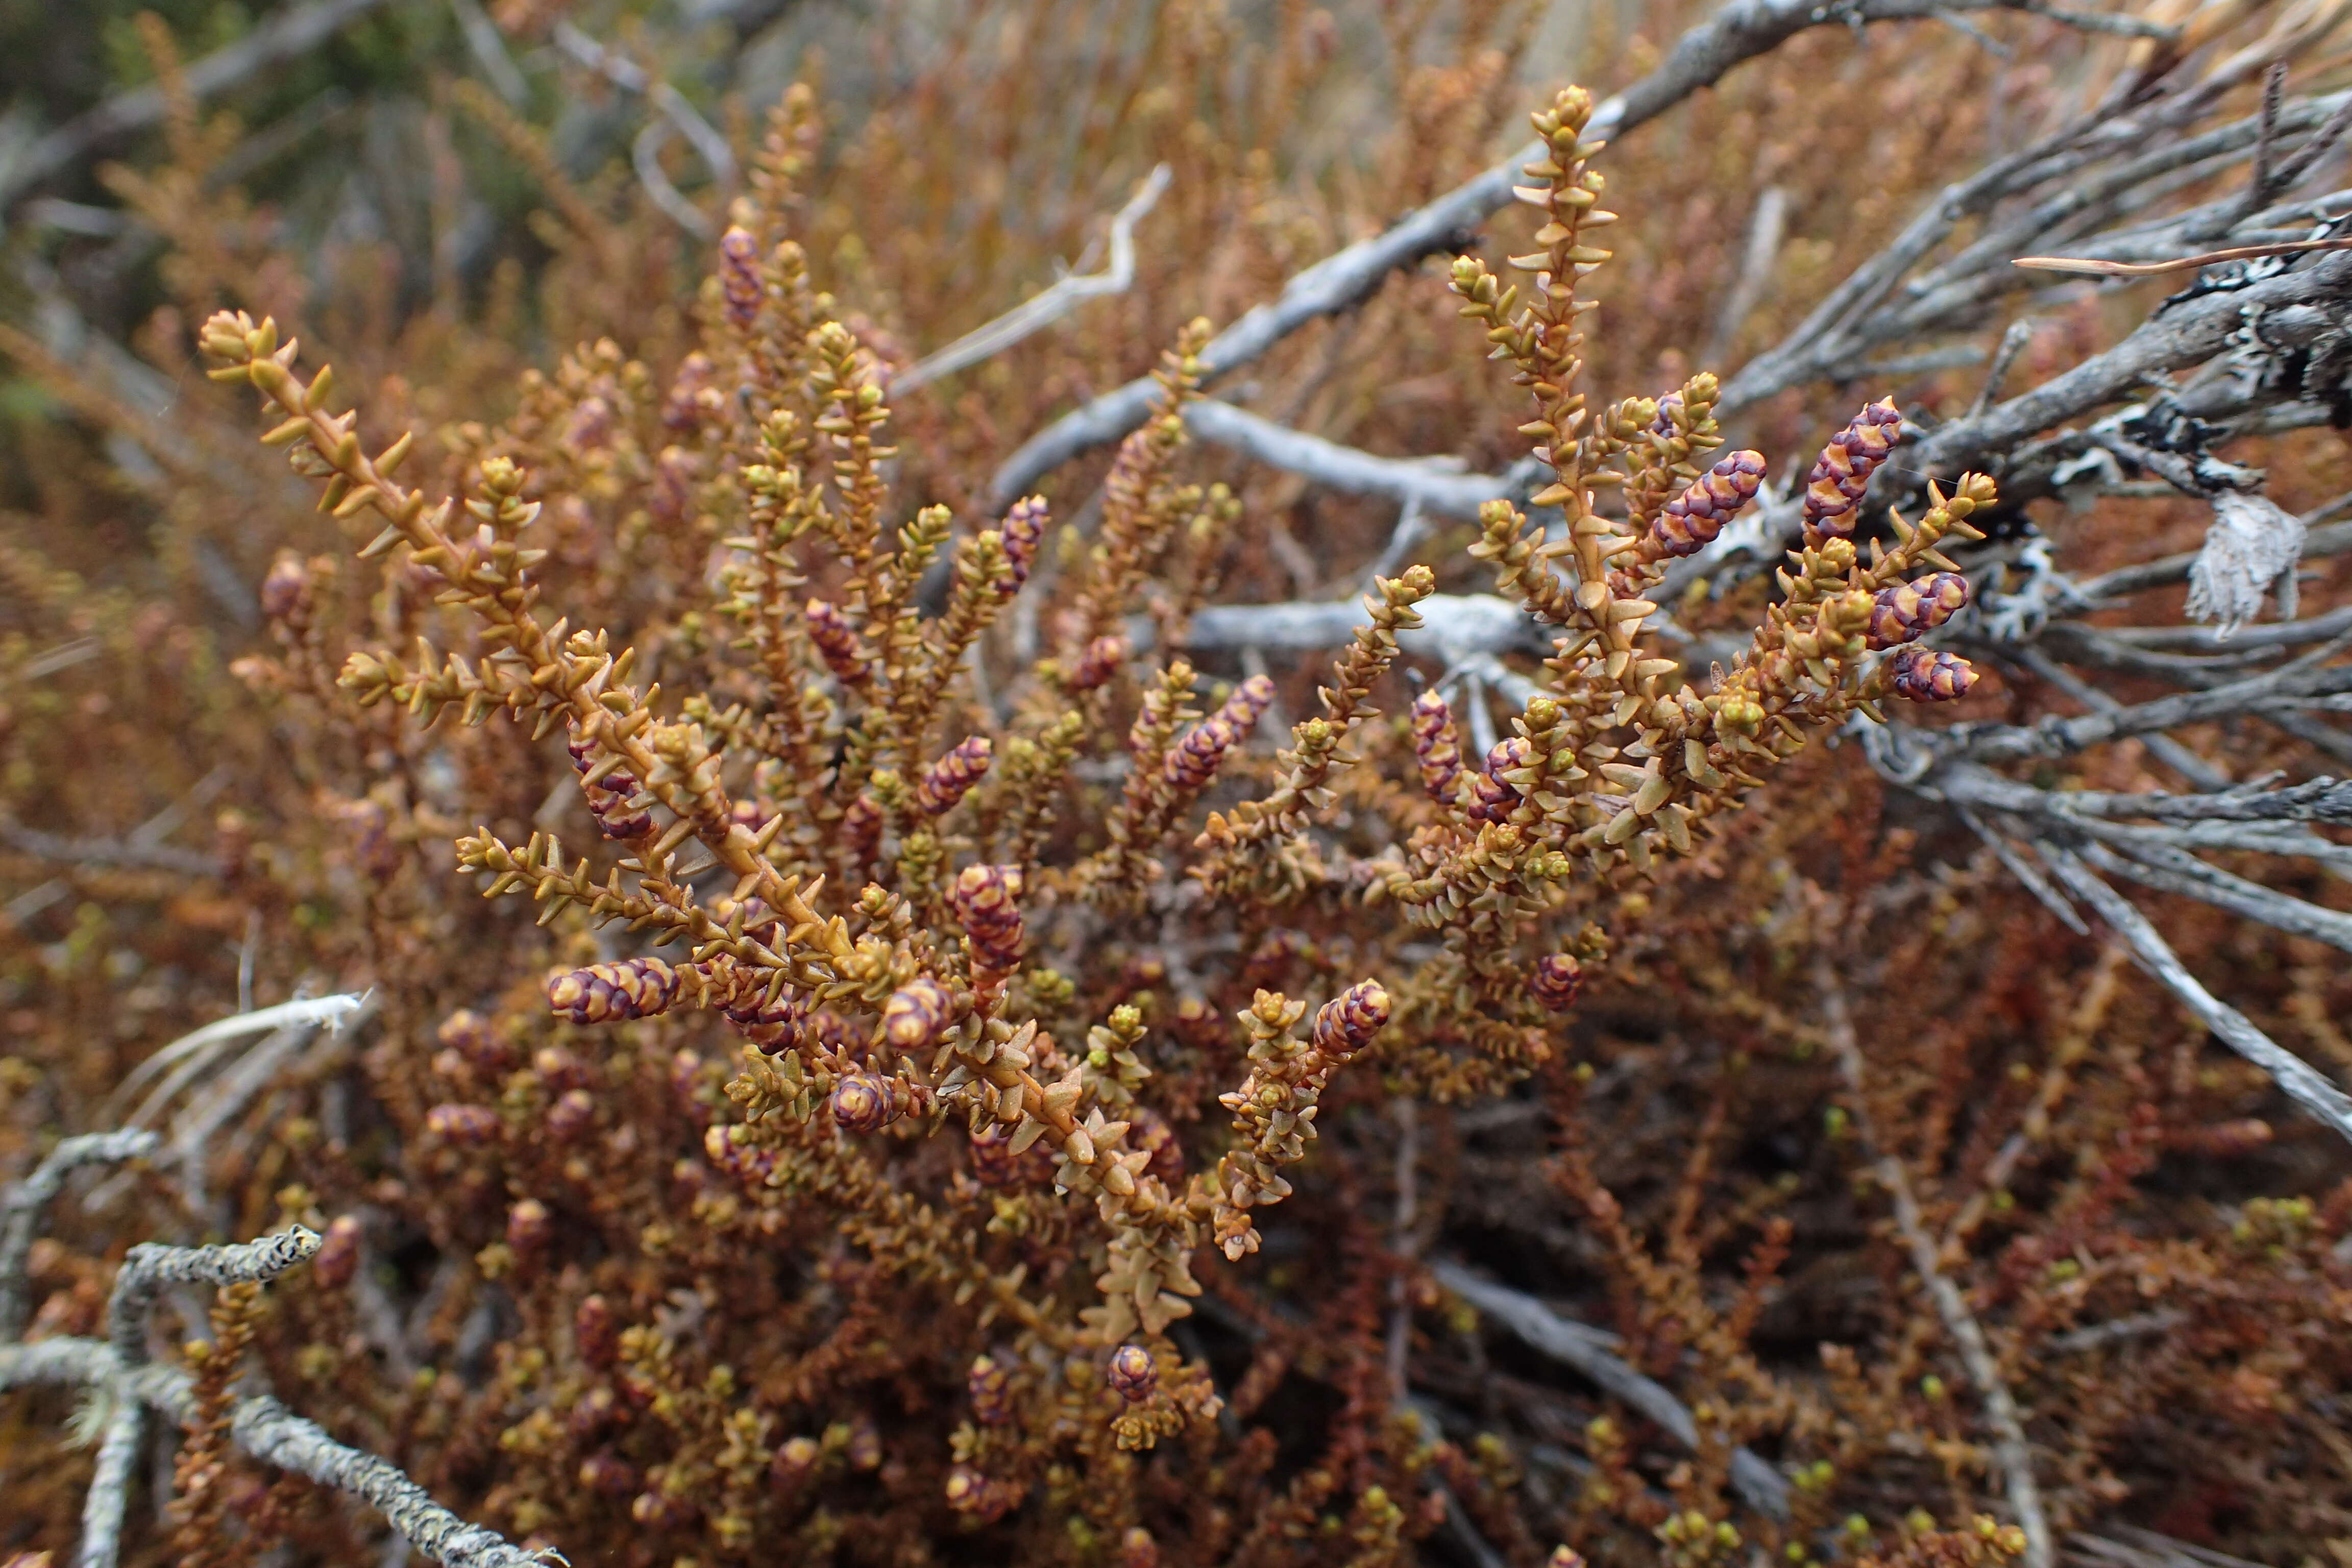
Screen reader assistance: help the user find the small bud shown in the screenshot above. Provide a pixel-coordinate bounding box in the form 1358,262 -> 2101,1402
1888,646 -> 1977,702
840,792 -> 884,866
579,1453 -> 640,1498
506,1198 -> 551,1255
259,553 -> 313,627
548,1382 -> 611,1439
532,1046 -> 590,1092
968,1355 -> 1015,1425
568,728 -> 652,840
943,1463 -> 1019,1521
804,599 -> 864,682
1717,696 -> 1765,733
1865,572 -> 1969,649
575,1295 -> 619,1368
425,1104 -> 501,1144
772,1435 -> 821,1485
1532,953 -> 1583,1013
1652,450 -> 1766,557
1163,675 -> 1274,791
438,1008 -> 514,1072
1467,738 -> 1532,824
968,1123 -> 1039,1188
999,496 -> 1048,587
547,1088 -> 596,1142
718,226 -> 763,329
1311,981 -> 1391,1058
915,736 -> 992,815
1069,634 -> 1129,691
561,395 -> 613,453
830,1071 -> 909,1134
547,958 -> 681,1025
1802,400 -> 1903,545
1410,690 -> 1464,805
951,865 -> 1026,978
661,352 -> 715,431
883,977 -> 954,1049
312,1215 -> 362,1289
1106,1343 -> 1158,1402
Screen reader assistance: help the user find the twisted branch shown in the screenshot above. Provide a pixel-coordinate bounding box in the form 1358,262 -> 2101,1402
897,165 -> 1173,392
3,1120 -> 551,1567
0,1130 -> 158,1341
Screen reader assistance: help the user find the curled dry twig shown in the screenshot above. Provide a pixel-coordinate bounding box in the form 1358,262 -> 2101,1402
550,20 -> 737,240
896,165 -> 1174,393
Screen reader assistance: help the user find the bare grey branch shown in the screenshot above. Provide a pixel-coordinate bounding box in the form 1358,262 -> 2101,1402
1431,1260 -> 1792,1521
897,166 -> 1173,393
109,1228 -> 323,1363
2037,845 -> 2352,1142
987,0 -> 2016,509
2079,838 -> 2352,953
551,20 -> 735,238
0,1337 -> 551,1568
76,1393 -> 145,1568
1178,593 -> 1551,665
1,1131 -> 159,1342
1182,400 -> 1515,520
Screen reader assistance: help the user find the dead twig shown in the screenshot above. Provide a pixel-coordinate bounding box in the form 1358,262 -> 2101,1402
1181,399 -> 1516,520
1817,953 -> 2052,1568
2035,844 -> 2352,1143
0,1131 -> 159,1341
2,1126 -> 550,1568
987,0 -> 2038,508
895,166 -> 1172,393
2014,233 -> 2352,274
1430,1261 -> 1792,1521
550,20 -> 735,239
